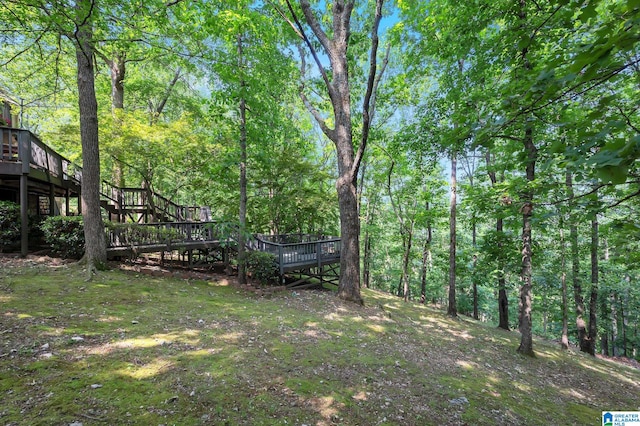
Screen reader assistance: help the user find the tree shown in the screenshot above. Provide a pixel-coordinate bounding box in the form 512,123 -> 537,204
74,0 -> 107,271
281,0 -> 387,303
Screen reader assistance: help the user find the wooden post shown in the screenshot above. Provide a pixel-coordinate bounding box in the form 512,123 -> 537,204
18,131 -> 29,257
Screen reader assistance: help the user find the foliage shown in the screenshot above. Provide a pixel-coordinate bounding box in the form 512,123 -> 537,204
245,251 -> 279,285
0,201 -> 21,250
40,216 -> 85,259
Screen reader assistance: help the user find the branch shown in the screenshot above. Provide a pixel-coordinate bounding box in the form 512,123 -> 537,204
296,45 -> 335,140
299,0 -> 332,56
155,67 -> 182,116
605,188 -> 640,209
616,105 -> 640,133
353,0 -> 386,178
284,0 -> 334,101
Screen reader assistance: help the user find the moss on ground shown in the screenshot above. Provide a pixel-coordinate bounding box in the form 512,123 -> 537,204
1,259 -> 639,425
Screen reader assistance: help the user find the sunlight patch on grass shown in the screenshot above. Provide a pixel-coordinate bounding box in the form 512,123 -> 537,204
576,358 -> 640,385
512,381 -> 532,392
17,313 -> 32,319
307,396 -> 340,419
96,315 -> 122,322
366,323 -> 386,333
0,295 -> 12,302
219,331 -> 244,342
456,360 -> 475,370
120,358 -> 175,379
559,387 -> 588,400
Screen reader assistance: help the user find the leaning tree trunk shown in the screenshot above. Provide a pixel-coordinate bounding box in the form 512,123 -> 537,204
75,1 -> 106,273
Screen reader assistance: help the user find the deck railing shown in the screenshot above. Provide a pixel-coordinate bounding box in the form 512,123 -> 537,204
106,221 -> 233,248
1,127 -> 82,185
253,234 -> 341,275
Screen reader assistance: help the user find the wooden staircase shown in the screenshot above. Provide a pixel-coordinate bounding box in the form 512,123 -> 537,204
99,180 -> 208,223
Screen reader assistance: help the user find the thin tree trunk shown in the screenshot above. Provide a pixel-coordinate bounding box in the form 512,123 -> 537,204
610,291 -> 618,356
237,33 -> 248,285
420,202 -> 432,304
108,53 -> 126,190
559,217 -> 569,350
402,230 -> 413,302
486,151 -> 509,330
472,220 -> 478,320
584,215 -> 599,356
448,150 -> 457,317
362,192 -> 377,289
566,171 -> 589,351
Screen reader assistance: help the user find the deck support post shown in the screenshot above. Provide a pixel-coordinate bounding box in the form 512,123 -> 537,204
18,131 -> 29,257
65,188 -> 70,216
20,174 -> 28,257
49,183 -> 55,216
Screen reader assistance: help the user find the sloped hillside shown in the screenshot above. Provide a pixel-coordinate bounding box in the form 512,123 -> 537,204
1,257 -> 638,425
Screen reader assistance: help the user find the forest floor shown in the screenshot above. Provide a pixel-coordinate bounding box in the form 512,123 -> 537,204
1,254 -> 639,425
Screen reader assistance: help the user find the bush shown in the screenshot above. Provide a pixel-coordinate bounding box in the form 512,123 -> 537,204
40,216 -> 85,259
245,251 -> 280,285
0,200 -> 20,251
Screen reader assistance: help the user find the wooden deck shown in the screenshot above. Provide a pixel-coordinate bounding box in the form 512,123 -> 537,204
0,127 -> 82,198
1,127 -> 342,282
107,226 -> 341,285
251,234 -> 341,276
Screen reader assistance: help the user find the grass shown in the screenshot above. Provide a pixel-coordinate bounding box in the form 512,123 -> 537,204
1,258 -> 639,425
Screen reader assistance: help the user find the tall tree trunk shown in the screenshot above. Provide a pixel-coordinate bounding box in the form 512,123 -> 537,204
420,202 -> 432,304
472,220 -> 478,320
566,171 -> 589,351
497,217 -> 509,330
108,53 -> 126,190
517,125 -> 536,356
559,215 -> 569,350
362,192 -> 377,289
401,230 -> 413,302
75,0 -> 106,273
287,0 -> 385,305
610,291 -> 618,356
584,214 -> 599,355
516,0 -> 537,356
447,150 -> 457,317
237,33 -> 248,285
486,151 -> 509,330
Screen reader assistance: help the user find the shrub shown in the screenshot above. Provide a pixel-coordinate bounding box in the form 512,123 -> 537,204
40,216 -> 85,259
245,251 -> 280,285
0,200 -> 20,251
